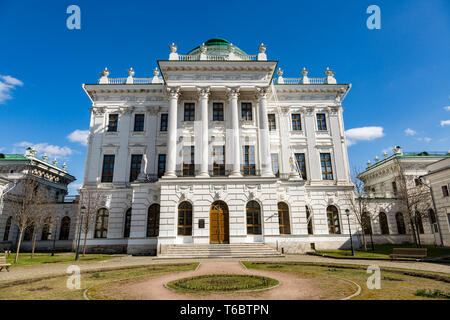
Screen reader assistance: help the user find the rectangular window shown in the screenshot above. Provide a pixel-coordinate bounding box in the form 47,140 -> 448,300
184,103 -> 195,121
212,146 -> 225,176
241,103 -> 252,121
271,153 -> 279,176
157,154 -> 166,178
133,114 -> 145,132
316,113 -> 327,131
291,114 -> 302,131
160,113 -> 168,132
129,154 -> 142,182
320,153 -> 333,180
243,145 -> 256,176
294,153 -> 307,180
182,146 -> 195,176
101,155 -> 115,182
443,185 -> 449,197
268,114 -> 276,131
107,114 -> 118,132
392,181 -> 398,196
213,103 -> 224,121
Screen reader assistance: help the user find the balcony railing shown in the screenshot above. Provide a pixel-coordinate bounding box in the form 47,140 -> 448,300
273,77 -> 327,85
177,54 -> 258,61
103,78 -> 153,84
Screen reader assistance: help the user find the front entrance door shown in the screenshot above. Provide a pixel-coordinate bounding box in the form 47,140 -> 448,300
210,201 -> 229,244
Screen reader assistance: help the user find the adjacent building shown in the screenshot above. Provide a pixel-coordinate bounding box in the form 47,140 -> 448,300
358,146 -> 450,246
423,157 -> 450,246
0,148 -> 78,252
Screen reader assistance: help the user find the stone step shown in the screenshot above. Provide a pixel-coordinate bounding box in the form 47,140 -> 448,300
157,243 -> 284,259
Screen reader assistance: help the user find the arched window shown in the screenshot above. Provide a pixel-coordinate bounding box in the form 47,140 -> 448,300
326,205 -> 341,234
306,206 -> 313,235
246,201 -> 262,235
41,217 -> 52,240
415,212 -> 424,234
123,208 -> 132,238
429,209 -> 436,224
178,202 -> 192,236
362,212 -> 372,235
59,216 -> 71,240
24,220 -> 34,241
95,208 -> 109,239
395,212 -> 406,234
278,202 -> 290,235
3,216 -> 12,241
379,212 -> 389,235
147,204 -> 160,237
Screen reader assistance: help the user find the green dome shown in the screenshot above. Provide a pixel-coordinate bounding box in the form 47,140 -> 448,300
186,38 -> 247,56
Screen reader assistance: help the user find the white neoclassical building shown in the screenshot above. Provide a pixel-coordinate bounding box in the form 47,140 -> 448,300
80,38 -> 356,256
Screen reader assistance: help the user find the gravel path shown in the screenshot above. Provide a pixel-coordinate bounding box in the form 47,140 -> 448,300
1,254 -> 448,283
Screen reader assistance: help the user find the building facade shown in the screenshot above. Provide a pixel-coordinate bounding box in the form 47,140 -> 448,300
358,147 -> 450,246
81,38 -> 357,255
0,148 -> 78,252
423,157 -> 450,246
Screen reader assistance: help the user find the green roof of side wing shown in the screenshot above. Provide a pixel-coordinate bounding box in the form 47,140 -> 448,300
0,154 -> 28,161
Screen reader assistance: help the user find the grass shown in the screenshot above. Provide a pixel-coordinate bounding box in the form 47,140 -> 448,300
0,263 -> 198,300
167,274 -> 279,292
243,261 -> 450,300
415,289 -> 450,299
3,252 -> 113,268
312,244 -> 450,260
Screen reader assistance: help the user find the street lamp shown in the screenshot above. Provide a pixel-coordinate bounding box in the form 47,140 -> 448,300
75,205 -> 86,261
345,209 -> 355,256
419,176 -> 444,246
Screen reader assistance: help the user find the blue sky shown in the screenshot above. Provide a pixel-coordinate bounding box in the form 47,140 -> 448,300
0,0 -> 449,194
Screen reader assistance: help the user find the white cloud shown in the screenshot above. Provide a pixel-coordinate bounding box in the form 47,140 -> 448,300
68,183 -> 83,190
14,141 -> 73,159
0,75 -> 23,104
404,128 -> 416,136
67,129 -> 89,146
345,126 -> 384,146
416,137 -> 432,143
441,120 -> 450,127
444,106 -> 450,111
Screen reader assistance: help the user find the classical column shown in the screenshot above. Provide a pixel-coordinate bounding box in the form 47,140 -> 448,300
196,87 -> 210,177
164,87 -> 179,178
227,87 -> 242,177
256,87 -> 274,177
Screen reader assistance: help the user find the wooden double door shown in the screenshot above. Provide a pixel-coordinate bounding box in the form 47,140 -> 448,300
209,201 -> 229,244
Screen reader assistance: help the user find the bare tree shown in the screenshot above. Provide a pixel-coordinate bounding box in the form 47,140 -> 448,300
393,158 -> 432,247
79,191 -> 102,256
30,202 -> 52,259
6,168 -> 52,263
348,166 -> 378,251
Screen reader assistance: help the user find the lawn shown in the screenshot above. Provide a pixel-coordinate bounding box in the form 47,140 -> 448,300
243,261 -> 450,300
311,244 -> 450,260
0,263 -> 198,300
4,252 -> 113,268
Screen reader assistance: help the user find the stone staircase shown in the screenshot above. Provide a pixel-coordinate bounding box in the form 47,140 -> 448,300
156,243 -> 284,259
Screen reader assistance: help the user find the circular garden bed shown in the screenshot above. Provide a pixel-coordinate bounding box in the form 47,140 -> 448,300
166,274 -> 279,292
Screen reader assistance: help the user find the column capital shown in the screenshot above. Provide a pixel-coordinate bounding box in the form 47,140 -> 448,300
226,87 -> 240,100
255,86 -> 269,100
166,86 -> 180,99
196,86 -> 210,99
